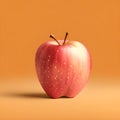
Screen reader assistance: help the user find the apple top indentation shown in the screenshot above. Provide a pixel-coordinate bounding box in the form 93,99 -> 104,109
50,32 -> 69,45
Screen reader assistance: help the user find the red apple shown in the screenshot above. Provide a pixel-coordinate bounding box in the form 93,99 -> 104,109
35,32 -> 92,98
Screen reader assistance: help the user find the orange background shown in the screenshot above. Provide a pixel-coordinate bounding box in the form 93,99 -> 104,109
0,0 -> 120,120
0,0 -> 120,78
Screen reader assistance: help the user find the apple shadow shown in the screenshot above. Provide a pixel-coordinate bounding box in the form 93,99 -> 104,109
2,92 -> 74,99
2,92 -> 50,99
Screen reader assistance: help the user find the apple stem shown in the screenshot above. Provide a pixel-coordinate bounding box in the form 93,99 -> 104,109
63,32 -> 69,45
50,34 -> 61,45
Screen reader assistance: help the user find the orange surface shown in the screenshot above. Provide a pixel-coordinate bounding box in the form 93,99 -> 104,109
0,76 -> 120,120
0,0 -> 120,120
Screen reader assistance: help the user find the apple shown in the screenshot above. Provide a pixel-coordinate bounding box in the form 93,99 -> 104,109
35,32 -> 92,98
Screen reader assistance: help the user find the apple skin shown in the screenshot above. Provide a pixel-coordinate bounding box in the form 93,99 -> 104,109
35,40 -> 92,98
